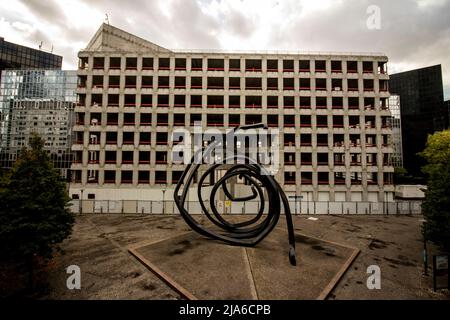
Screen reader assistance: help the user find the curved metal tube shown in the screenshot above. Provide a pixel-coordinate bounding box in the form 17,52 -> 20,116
173,123 -> 297,266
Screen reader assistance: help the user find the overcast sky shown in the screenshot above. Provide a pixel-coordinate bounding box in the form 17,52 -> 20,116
1,0 -> 449,99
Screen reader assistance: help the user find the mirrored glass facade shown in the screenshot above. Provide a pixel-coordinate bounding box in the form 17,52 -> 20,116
0,70 -> 77,180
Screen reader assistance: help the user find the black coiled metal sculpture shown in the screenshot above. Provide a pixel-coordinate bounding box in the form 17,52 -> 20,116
174,123 -> 297,266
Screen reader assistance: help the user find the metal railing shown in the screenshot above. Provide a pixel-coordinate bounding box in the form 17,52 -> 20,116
69,200 -> 422,215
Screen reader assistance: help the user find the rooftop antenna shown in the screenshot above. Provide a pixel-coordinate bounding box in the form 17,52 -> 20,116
38,41 -> 43,50
105,14 -> 110,25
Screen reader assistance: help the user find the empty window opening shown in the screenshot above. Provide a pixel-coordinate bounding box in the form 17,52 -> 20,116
138,171 -> 150,184
245,96 -> 262,108
332,97 -> 343,109
317,134 -> 328,146
191,95 -> 202,108
318,172 -> 329,184
121,171 -> 133,184
109,75 -> 120,88
174,95 -> 185,107
301,172 -> 312,185
348,79 -> 359,91
300,97 -> 311,109
315,60 -> 326,72
159,58 -> 170,70
157,113 -> 168,126
207,95 -> 224,108
104,171 -> 116,184
107,113 -> 118,125
93,57 -> 104,69
267,96 -> 278,108
125,76 -> 136,88
142,57 -> 153,70
284,153 -> 296,165
300,134 -> 312,146
267,114 -> 278,127
108,94 -> 119,107
315,78 -> 327,91
245,77 -> 262,90
284,172 -> 296,184
245,59 -> 262,72
316,97 -> 327,109
155,151 -> 167,164
283,78 -> 294,90
141,94 -> 152,107
158,76 -> 170,88
284,96 -> 295,109
190,114 -> 202,126
363,61 -> 373,73
284,115 -> 295,127
175,77 -> 186,89
207,114 -> 224,126
174,113 -> 185,126
267,59 -> 278,72
331,61 -> 342,73
283,60 -> 294,72
245,114 -> 262,125
157,95 -> 169,108
284,134 -> 295,146
229,96 -> 240,108
208,59 -> 224,71
300,78 -> 310,90
334,153 -> 345,166
126,57 -> 137,70
191,58 -> 203,71
123,132 -> 134,145
139,132 -> 151,145
140,113 -> 152,125
208,77 -> 224,89
348,97 -> 359,110
333,115 -> 344,128
332,78 -> 342,91
317,153 -> 328,165
142,76 -> 153,88
106,132 -> 117,144
316,115 -> 328,128
156,132 -> 168,145
122,151 -> 134,164
347,61 -> 358,73
92,75 -> 103,88
229,77 -> 240,89
155,171 -> 167,184
175,58 -> 186,70
124,94 -> 136,107
123,113 -> 135,125
105,151 -> 117,164
267,78 -> 278,90
299,60 -> 310,72
229,59 -> 240,71
301,153 -> 312,165
191,76 -> 202,89
300,115 -> 311,127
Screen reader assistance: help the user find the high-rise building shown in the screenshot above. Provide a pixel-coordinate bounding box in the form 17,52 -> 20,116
0,37 -> 63,78
388,95 -> 403,168
390,65 -> 448,178
70,24 -> 395,202
0,69 -> 77,179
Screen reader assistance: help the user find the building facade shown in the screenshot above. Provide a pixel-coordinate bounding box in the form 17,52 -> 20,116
0,37 -> 62,79
0,69 -> 77,179
390,65 -> 448,178
70,24 -> 395,202
388,95 -> 403,168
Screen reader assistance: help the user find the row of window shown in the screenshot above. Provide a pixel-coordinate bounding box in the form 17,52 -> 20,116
80,94 -> 389,109
74,131 -> 391,147
80,75 -> 389,91
75,113 -> 392,129
80,56 -> 387,74
71,169 -> 393,185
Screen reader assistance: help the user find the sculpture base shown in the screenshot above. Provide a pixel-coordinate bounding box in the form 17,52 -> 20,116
129,228 -> 359,300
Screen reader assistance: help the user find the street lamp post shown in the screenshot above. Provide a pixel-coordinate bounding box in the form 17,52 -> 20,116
162,187 -> 166,214
80,189 -> 84,215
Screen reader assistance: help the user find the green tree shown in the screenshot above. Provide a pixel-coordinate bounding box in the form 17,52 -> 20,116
0,134 -> 74,287
420,129 -> 450,252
